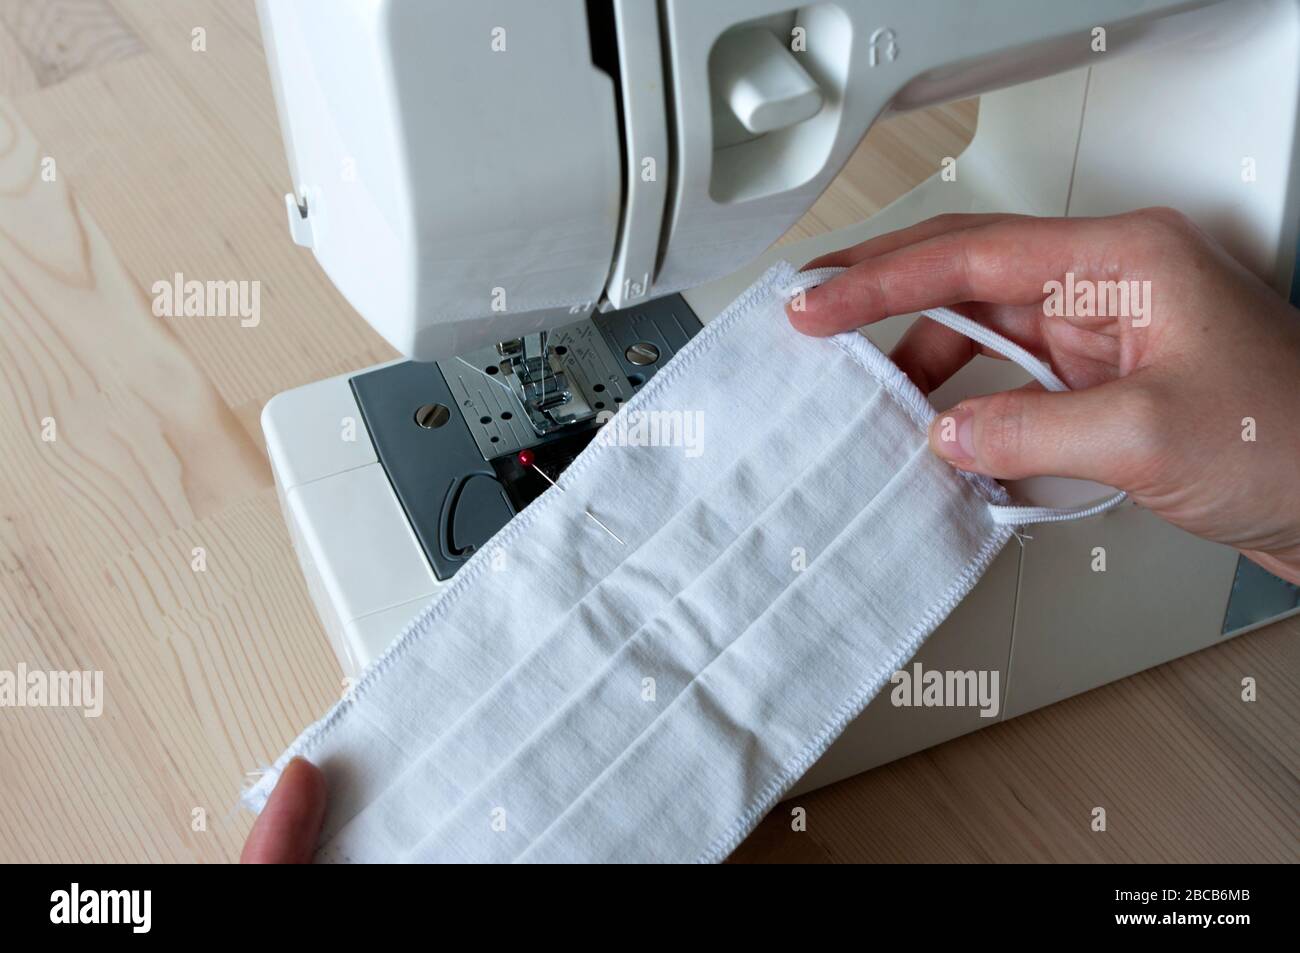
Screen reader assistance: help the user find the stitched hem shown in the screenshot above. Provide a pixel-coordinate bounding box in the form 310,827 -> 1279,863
242,261 -> 806,810
827,330 -> 1010,508
696,519 -> 1010,862
692,271 -> 1019,862
244,260 -> 1014,858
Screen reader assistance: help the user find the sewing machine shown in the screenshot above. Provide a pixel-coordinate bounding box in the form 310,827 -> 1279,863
255,0 -> 1300,794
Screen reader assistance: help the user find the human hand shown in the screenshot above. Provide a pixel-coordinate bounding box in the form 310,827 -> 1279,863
240,757 -> 326,863
787,209 -> 1300,585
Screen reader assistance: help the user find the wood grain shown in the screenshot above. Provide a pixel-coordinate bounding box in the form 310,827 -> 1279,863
0,0 -> 144,89
14,48 -> 394,410
0,0 -> 1293,863
0,18 -> 40,96
784,99 -> 979,243
733,616 -> 1299,863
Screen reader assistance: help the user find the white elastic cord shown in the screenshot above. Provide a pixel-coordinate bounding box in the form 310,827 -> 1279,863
785,265 -> 1128,527
916,306 -> 1067,393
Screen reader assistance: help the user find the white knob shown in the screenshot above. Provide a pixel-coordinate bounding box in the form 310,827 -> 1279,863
713,28 -> 823,135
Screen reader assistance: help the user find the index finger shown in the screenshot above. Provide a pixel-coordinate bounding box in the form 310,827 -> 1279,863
801,212 -> 1021,271
787,214 -> 1114,336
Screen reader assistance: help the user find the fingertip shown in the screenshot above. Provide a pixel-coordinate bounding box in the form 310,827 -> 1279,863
785,297 -> 825,336
929,405 -> 977,468
282,756 -> 328,810
785,283 -> 845,336
241,757 -> 327,864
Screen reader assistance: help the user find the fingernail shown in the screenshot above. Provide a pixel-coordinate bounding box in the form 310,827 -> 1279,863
785,287 -> 818,323
932,406 -> 976,464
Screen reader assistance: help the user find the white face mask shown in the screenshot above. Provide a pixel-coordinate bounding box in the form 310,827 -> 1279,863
243,262 -> 1123,862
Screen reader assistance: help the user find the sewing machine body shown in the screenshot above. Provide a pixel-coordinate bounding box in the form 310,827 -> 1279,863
257,0 -> 1300,794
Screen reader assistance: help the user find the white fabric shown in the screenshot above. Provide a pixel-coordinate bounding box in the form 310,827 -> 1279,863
789,268 -> 1128,525
244,261 -> 1115,862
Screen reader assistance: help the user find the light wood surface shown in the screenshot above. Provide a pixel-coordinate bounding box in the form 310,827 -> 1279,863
0,0 -> 1294,864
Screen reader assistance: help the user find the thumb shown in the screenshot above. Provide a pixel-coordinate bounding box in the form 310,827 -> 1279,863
928,382 -> 1154,486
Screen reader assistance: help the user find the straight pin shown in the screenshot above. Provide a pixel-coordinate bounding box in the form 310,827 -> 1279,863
580,509 -> 626,546
520,451 -> 625,546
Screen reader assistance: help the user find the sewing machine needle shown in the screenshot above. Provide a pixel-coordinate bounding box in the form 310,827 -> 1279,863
525,458 -> 625,546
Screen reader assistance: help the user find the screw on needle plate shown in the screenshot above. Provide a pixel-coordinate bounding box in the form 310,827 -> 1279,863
518,451 -> 625,546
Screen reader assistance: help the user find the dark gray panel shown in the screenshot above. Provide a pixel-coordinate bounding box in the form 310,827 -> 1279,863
350,362 -> 504,581
351,295 -> 703,582
1222,555 -> 1300,634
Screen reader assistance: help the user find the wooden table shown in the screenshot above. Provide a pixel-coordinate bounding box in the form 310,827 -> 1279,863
0,0 -> 1294,863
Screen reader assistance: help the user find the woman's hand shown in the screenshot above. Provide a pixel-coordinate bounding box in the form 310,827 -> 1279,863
787,208 -> 1300,584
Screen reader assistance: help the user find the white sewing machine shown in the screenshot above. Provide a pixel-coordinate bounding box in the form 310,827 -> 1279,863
255,0 -> 1300,795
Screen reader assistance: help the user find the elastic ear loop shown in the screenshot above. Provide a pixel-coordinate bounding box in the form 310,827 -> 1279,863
787,267 -> 1128,526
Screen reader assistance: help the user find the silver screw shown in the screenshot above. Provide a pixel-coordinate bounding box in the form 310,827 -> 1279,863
625,342 -> 660,366
414,403 -> 451,429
